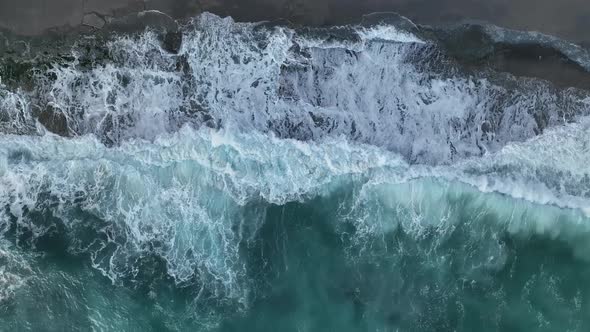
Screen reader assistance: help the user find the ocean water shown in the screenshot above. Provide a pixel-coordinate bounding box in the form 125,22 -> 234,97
1,13 -> 590,331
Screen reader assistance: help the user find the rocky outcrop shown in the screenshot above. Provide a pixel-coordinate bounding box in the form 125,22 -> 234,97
35,104 -> 71,137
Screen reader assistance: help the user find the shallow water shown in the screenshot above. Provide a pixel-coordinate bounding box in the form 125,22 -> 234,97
1,13 -> 590,331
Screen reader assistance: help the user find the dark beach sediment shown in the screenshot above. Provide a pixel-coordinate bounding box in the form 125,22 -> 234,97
0,0 -> 589,42
1,0 -> 590,91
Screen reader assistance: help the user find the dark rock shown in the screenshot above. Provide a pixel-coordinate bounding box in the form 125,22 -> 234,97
162,31 -> 182,54
0,57 -> 35,90
36,104 -> 71,137
175,54 -> 191,74
480,120 -> 493,133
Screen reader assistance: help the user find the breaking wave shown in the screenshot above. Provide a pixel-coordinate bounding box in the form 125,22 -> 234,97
2,13 -> 590,164
1,12 -> 590,331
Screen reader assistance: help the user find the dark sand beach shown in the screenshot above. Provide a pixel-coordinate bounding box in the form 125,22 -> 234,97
0,0 -> 589,41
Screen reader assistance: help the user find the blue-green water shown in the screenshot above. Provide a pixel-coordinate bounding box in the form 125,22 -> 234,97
1,13 -> 590,332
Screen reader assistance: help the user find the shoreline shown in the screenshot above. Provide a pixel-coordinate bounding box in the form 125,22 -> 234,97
0,0 -> 589,43
2,10 -> 590,92
1,2 -> 590,92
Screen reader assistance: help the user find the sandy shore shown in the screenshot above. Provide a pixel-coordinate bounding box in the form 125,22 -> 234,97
0,0 -> 589,41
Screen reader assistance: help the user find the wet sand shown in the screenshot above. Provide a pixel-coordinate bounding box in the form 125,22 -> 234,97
218,0 -> 590,42
0,0 -> 588,42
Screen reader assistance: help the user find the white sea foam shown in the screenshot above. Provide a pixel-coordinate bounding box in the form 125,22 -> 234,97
1,120 -> 590,294
0,241 -> 32,303
0,85 -> 35,135
0,13 -> 583,164
0,126 -> 403,305
2,12 -> 590,311
356,25 -> 424,44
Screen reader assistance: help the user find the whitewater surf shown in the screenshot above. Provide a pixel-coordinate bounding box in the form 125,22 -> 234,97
1,12 -> 590,331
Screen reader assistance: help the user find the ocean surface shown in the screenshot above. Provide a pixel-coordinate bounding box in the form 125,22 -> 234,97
2,12 -> 590,331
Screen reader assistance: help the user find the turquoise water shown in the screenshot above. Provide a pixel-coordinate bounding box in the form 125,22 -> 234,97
1,13 -> 590,331
1,129 -> 590,331
2,177 -> 590,331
